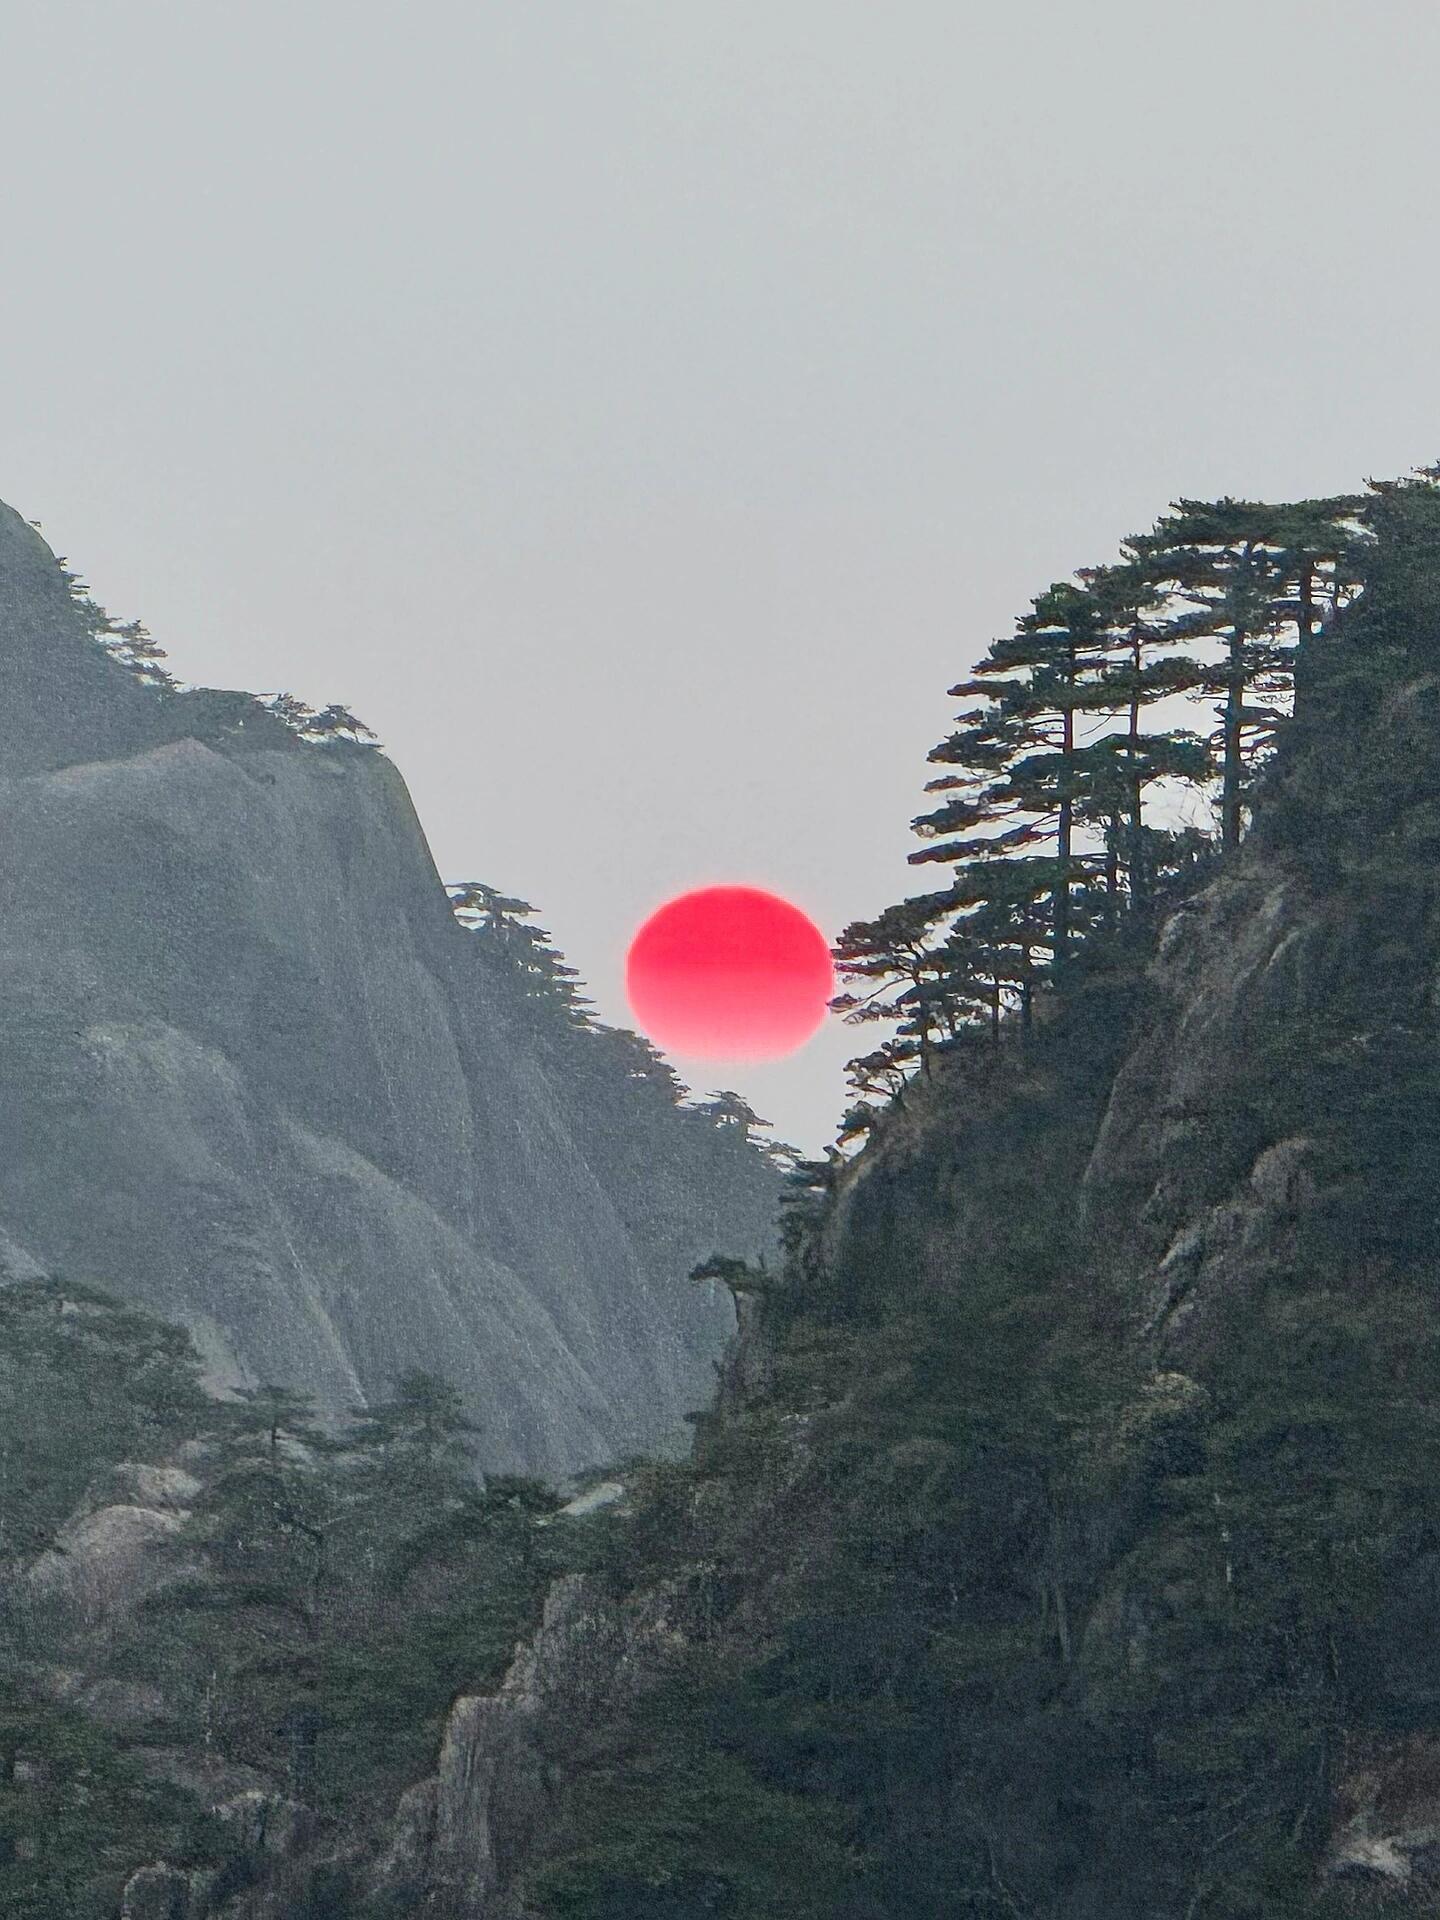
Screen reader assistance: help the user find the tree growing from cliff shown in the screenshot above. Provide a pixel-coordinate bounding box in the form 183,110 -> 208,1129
0,1281 -> 208,1582
143,1370 -> 565,1815
448,882 -> 596,1027
841,497 -> 1363,1116
912,569 -> 1214,952
306,701 -> 377,743
268,690 -> 317,730
152,1384 -> 339,1789
594,1026 -> 689,1104
447,880 -> 534,933
60,562 -> 178,692
0,1690 -> 216,1919
265,693 -> 378,744
1123,495 -> 1367,847
831,894 -> 967,1077
692,1091 -> 771,1142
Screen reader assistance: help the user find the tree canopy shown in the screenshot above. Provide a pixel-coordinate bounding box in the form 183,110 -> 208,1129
831,478 -> 1390,1130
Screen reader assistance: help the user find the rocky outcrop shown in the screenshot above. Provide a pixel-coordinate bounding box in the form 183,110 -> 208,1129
156,839 -> 1404,1917
1326,1737 -> 1440,1889
118,1792 -> 319,1920
0,500 -> 777,1475
29,1489 -> 195,1628
121,1863 -> 193,1920
370,1572 -> 687,1916
1079,868 -> 1327,1356
102,1570 -> 691,1920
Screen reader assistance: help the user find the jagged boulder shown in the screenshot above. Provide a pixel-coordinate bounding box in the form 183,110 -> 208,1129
370,1573 -> 689,1914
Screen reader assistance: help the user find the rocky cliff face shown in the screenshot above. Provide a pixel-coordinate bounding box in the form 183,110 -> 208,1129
0,501 -> 775,1475
301,485 -> 1440,1915
52,483 -> 1440,1917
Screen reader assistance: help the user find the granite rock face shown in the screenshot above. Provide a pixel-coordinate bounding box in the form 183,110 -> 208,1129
0,502 -> 775,1475
369,1572 -> 688,1917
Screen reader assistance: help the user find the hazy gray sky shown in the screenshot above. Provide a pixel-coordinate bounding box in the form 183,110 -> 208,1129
3,0 -> 1438,1148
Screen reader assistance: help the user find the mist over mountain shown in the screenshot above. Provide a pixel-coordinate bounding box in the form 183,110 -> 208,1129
0,500 -> 779,1476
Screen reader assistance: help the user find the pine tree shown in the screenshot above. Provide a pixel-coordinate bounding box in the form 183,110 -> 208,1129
594,1026 -> 690,1104
913,582 -> 1126,965
306,702 -> 377,743
447,880 -> 536,934
1124,495 -> 1366,848
1067,559 -> 1213,917
692,1091 -> 771,1143
348,1368 -> 481,1473
269,691 -> 318,731
162,1384 -> 336,1787
831,895 -> 964,1077
448,882 -> 596,1026
935,855 -> 1067,1036
61,567 -> 177,692
893,555 -> 1218,1077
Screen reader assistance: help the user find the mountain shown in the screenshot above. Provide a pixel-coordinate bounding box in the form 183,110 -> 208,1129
305,475 -> 1440,1918
20,478 -> 1440,1920
0,500 -> 778,1476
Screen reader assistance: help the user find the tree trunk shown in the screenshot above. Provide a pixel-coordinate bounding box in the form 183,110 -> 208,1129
1298,558 -> 1315,648
1055,640 -> 1075,962
1128,629 -> 1146,914
1222,549 -> 1255,851
911,962 -> 932,1077
1221,625 -> 1245,850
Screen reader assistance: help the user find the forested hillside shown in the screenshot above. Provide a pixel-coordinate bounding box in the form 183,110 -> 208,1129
0,1277 -> 632,1916
12,470 -> 1440,1918
402,468 -> 1440,1920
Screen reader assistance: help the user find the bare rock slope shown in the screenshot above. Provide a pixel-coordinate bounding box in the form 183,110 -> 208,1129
0,502 -> 775,1474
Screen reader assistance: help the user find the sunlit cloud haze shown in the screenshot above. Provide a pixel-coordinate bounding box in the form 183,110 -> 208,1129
2,0 -> 1437,1147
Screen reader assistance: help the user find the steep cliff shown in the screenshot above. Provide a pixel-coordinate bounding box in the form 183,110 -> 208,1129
23,482 -> 1440,1918
330,478 -> 1440,1918
0,501 -> 776,1476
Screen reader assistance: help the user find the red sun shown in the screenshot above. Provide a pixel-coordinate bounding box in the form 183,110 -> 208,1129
626,886 -> 833,1061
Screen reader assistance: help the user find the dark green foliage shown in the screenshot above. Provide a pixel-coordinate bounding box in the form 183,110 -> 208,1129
535,472 -> 1440,1920
347,1366 -> 483,1469
0,1287 -> 593,1899
839,481 -> 1382,1137
448,881 -> 596,1026
15,466 -> 1440,1919
0,1688 -> 221,1919
530,1659 -> 855,1920
138,1377 -> 568,1813
0,1288 -> 226,1907
1125,494 -> 1367,849
0,1279 -> 209,1566
533,984 -> 1149,1918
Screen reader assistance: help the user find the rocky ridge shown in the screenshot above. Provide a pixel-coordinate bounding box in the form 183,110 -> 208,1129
258,482 -> 1440,1914
0,501 -> 778,1476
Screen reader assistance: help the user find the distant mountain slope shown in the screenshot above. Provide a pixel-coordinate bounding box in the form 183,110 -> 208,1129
0,501 -> 777,1474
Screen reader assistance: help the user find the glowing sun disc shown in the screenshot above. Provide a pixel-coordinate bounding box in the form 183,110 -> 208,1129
625,886 -> 833,1062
